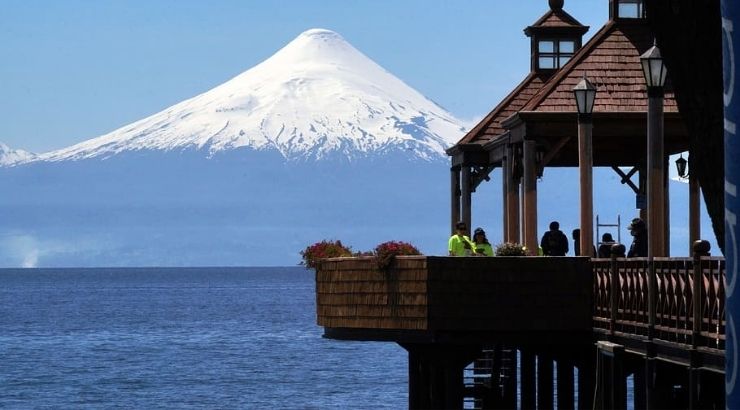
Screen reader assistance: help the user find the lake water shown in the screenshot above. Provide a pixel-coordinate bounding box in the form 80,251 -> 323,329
0,267 -> 408,408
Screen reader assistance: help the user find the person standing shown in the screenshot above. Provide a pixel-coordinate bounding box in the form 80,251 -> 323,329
572,228 -> 581,256
597,233 -> 617,258
448,221 -> 476,256
472,228 -> 494,256
627,218 -> 648,257
540,221 -> 569,256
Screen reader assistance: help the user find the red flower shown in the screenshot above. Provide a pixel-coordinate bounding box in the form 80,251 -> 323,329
300,240 -> 352,270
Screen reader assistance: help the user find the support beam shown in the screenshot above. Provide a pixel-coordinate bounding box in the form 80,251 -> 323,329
689,171 -> 700,254
523,140 -> 538,254
450,167 -> 461,235
664,155 -> 671,256
577,350 -> 596,410
402,344 -> 480,410
557,360 -> 575,410
502,152 -> 510,242
537,355 -> 554,410
578,114 -> 594,257
507,145 -> 521,244
647,88 -> 666,257
461,166 -> 472,232
521,350 -> 536,410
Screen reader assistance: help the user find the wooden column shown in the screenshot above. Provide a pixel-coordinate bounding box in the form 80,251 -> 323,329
577,348 -> 596,410
647,87 -> 666,257
664,155 -> 671,256
523,140 -> 538,254
578,114 -> 594,257
557,360 -> 575,410
639,166 -> 648,222
521,349 -> 536,410
502,149 -> 510,242
450,166 -> 460,234
537,355 -> 554,409
506,145 -> 521,244
596,341 -> 626,410
689,171 -> 700,254
461,166 -> 472,232
403,344 -> 480,410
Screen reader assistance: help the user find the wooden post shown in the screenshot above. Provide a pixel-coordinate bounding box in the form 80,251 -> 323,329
692,243 -> 702,348
639,166 -> 648,222
596,341 -> 626,410
451,166 -> 460,235
610,252 -> 619,335
502,150 -> 510,242
664,154 -> 671,256
578,114 -> 594,257
647,87 -> 666,258
689,172 -> 700,254
521,349 -> 536,410
633,359 -> 647,409
402,344 -> 480,410
461,166 -> 472,233
556,359 -> 575,410
577,348 -> 596,410
538,355 -> 554,410
523,140 -> 538,254
508,145 -> 521,244
648,259 -> 656,339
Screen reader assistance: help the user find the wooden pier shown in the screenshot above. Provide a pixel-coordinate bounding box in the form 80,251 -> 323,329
315,251 -> 726,409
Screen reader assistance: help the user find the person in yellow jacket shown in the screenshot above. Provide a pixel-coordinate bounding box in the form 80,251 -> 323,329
448,221 -> 476,256
472,227 -> 494,256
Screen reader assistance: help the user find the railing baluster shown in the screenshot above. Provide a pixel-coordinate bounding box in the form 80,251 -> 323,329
610,255 -> 618,335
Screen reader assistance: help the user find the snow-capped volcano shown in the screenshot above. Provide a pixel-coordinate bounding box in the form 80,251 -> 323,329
39,28 -> 465,163
0,143 -> 35,166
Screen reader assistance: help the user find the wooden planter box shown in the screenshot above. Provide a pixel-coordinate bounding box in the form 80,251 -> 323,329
316,256 -> 593,341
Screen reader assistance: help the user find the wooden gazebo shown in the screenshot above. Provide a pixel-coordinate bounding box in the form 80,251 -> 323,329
448,0 -> 697,256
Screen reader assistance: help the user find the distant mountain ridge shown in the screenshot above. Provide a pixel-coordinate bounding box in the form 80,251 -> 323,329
0,143 -> 35,166
16,28 -> 464,165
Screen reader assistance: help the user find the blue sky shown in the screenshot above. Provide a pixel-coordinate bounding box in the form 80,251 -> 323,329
0,0 -> 606,152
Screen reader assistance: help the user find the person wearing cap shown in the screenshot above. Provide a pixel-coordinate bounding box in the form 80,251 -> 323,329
597,233 -> 617,258
627,218 -> 648,257
472,227 -> 494,256
448,221 -> 476,256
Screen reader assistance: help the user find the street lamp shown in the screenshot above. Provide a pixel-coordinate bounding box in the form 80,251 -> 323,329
675,153 -> 688,178
573,75 -> 596,256
640,41 -> 668,257
640,42 -> 668,90
573,76 -> 597,117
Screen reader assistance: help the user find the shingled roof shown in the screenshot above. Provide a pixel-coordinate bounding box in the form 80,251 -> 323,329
455,73 -> 550,146
453,2 -> 587,148
522,20 -> 679,113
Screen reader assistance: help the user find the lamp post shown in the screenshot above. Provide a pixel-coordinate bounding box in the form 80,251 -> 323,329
573,75 -> 597,257
640,42 -> 668,258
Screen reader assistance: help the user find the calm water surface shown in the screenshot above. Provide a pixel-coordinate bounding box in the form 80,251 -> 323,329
0,267 -> 407,408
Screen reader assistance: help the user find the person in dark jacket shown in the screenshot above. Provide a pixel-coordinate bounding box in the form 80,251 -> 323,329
540,221 -> 569,256
627,218 -> 648,257
597,233 -> 616,258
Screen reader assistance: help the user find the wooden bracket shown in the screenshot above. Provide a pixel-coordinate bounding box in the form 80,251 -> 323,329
611,166 -> 640,194
471,165 -> 495,191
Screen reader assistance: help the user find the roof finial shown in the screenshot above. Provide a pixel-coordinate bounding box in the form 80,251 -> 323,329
549,0 -> 564,10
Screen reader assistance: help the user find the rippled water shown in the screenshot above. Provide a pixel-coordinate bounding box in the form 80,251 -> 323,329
0,267 -> 407,408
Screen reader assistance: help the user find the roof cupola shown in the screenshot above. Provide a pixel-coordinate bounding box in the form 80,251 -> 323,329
525,0 -> 589,73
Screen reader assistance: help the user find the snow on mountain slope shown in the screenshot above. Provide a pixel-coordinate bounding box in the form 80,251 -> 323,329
39,28 -> 465,163
0,142 -> 36,166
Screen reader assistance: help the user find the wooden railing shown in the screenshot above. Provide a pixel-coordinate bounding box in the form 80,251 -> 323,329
593,255 -> 725,351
